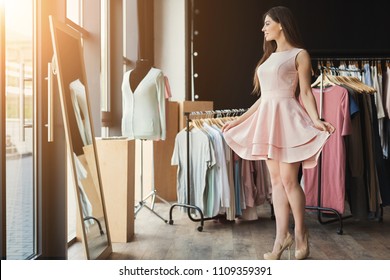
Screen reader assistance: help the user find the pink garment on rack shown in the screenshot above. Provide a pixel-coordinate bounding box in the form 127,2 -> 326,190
164,76 -> 172,99
253,160 -> 272,205
240,160 -> 271,209
241,160 -> 257,208
303,85 -> 352,214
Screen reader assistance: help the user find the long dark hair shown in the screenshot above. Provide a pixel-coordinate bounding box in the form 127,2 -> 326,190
253,6 -> 305,94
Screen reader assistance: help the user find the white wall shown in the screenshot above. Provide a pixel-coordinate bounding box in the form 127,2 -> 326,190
154,0 -> 187,102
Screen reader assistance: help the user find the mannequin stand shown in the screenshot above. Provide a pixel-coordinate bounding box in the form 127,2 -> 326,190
134,139 -> 169,223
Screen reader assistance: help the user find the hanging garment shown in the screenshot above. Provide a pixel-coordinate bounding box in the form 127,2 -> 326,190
363,63 -> 373,87
343,85 -> 369,219
303,85 -> 352,214
171,128 -> 216,214
121,68 -> 166,140
203,123 -> 231,210
223,48 -> 330,168
384,66 -> 390,158
385,66 -> 390,118
233,154 -> 243,216
371,65 -> 385,119
369,93 -> 390,208
371,64 -> 386,156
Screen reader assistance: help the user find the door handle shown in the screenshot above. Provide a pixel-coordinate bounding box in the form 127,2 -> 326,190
19,63 -> 26,141
45,60 -> 55,142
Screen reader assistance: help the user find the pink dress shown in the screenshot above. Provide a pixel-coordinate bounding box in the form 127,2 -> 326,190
303,85 -> 351,213
223,48 -> 330,168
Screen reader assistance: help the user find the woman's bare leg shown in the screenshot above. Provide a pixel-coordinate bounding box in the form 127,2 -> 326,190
266,160 -> 291,253
279,162 -> 307,251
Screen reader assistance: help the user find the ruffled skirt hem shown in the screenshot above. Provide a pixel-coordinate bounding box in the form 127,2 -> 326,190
223,130 -> 330,169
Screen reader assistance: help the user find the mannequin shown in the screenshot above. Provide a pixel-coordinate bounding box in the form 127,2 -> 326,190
121,57 -> 169,222
121,58 -> 166,141
129,59 -> 153,92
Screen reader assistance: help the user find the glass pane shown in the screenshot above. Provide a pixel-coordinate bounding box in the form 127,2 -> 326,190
67,0 -> 81,25
5,0 -> 35,259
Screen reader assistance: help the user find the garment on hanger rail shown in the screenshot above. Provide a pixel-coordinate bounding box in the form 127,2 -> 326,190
303,85 -> 352,214
384,65 -> 390,158
121,67 -> 166,140
201,123 -> 231,217
172,116 -> 272,220
309,59 -> 390,215
171,127 -> 216,214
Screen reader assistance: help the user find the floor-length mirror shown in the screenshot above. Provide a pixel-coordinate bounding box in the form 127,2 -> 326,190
49,15 -> 112,260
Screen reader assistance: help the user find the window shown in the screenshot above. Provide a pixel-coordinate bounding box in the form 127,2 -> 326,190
66,0 -> 83,26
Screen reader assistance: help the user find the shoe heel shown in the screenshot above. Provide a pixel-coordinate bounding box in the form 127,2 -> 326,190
295,231 -> 310,260
287,245 -> 292,260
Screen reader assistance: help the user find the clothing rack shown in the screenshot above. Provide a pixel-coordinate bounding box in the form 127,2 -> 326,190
312,56 -> 390,61
168,109 -> 248,231
306,63 -> 389,233
312,57 -> 390,74
305,66 -> 352,234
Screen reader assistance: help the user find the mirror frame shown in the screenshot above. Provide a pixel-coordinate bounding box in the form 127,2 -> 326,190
49,15 -> 112,259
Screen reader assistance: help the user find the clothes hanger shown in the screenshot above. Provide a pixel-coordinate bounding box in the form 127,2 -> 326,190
185,121 -> 194,131
214,118 -> 225,129
338,75 -> 375,94
311,71 -> 336,88
334,75 -> 364,93
311,61 -> 336,88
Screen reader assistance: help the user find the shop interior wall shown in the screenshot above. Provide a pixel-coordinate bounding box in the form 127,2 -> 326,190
191,0 -> 390,110
154,0 -> 187,102
83,0 -> 101,137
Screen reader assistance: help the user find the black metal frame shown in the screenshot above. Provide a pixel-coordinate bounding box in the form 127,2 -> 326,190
168,112 -> 213,232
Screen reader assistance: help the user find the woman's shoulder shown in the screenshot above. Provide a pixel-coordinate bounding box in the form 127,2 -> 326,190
295,48 -> 310,60
294,47 -> 308,55
294,48 -> 311,69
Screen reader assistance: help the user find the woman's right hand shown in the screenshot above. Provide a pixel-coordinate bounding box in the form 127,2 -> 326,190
222,120 -> 237,132
222,97 -> 259,133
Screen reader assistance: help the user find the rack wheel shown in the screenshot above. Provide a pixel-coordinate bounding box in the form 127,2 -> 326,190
169,220 -> 174,225
337,228 -> 343,235
197,226 -> 203,232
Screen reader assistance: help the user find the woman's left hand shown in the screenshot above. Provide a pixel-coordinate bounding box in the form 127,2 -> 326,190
313,119 -> 335,134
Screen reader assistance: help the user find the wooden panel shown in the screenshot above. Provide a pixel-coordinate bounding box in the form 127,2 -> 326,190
95,139 -> 135,242
153,101 -> 179,201
179,100 -> 214,129
153,101 -> 214,202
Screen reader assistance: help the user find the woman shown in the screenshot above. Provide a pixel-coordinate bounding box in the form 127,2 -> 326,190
222,6 -> 335,260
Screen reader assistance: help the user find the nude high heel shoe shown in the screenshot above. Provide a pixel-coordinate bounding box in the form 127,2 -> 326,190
295,231 -> 310,260
263,233 -> 294,260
